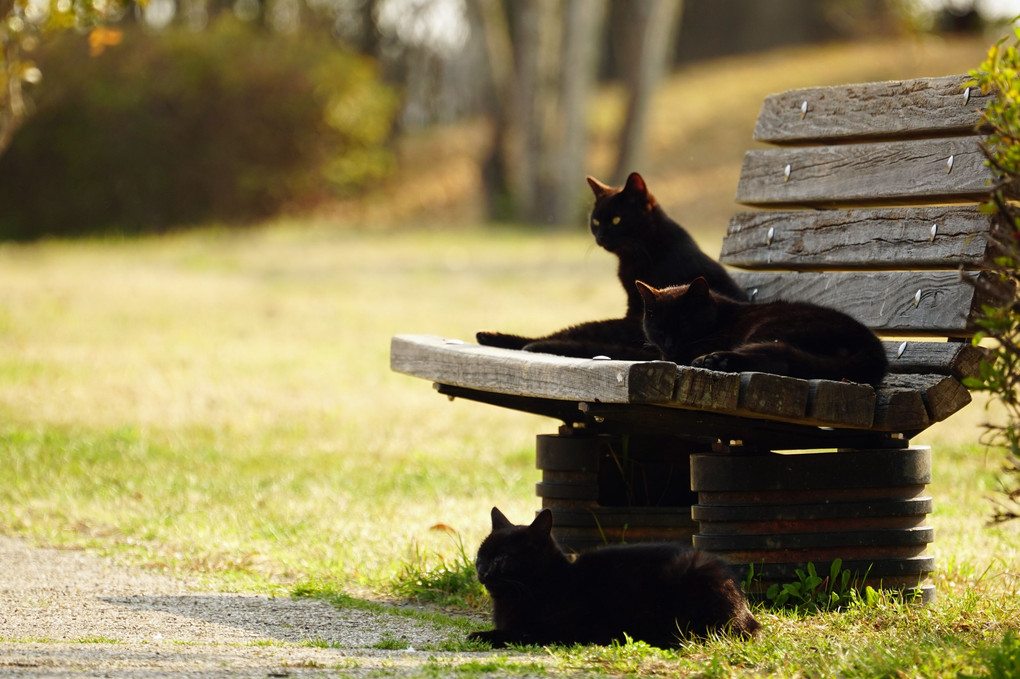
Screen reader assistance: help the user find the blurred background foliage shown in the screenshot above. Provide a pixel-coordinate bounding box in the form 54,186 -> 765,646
0,16 -> 397,238
0,0 -> 1015,239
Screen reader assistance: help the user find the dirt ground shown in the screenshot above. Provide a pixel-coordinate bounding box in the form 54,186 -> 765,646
0,536 -> 498,678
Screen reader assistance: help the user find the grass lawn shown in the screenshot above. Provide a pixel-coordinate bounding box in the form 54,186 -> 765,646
1,35 -> 1018,678
1,222 -> 1018,677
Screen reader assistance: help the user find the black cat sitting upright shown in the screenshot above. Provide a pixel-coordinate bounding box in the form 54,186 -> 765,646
637,277 -> 889,386
476,173 -> 746,360
468,507 -> 760,649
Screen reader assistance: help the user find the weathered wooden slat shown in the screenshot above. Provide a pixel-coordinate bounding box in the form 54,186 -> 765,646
880,374 -> 972,422
872,385 -> 930,432
739,372 -> 809,420
754,74 -> 990,145
731,271 -> 987,336
807,379 -> 875,428
389,334 -> 677,404
392,336 -> 971,434
666,368 -> 875,430
669,369 -> 932,433
694,526 -> 934,551
735,137 -> 993,207
691,497 -> 933,522
721,206 -> 993,270
690,447 -> 931,491
884,340 -> 986,380
672,367 -> 741,411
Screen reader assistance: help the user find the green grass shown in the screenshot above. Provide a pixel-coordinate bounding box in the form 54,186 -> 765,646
2,36 -> 1019,678
2,221 -> 1017,678
0,225 -> 604,590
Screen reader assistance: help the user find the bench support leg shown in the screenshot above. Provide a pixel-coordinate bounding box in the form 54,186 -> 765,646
690,447 -> 936,603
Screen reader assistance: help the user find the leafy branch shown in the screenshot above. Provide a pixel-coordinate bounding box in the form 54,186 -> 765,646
965,21 -> 1020,524
1,0 -> 132,156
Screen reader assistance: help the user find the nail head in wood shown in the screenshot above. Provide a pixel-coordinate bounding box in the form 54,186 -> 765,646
766,226 -> 775,245
963,86 -> 971,105
800,100 -> 808,119
897,341 -> 908,359
946,155 -> 954,174
913,289 -> 922,308
929,223 -> 937,242
783,164 -> 791,182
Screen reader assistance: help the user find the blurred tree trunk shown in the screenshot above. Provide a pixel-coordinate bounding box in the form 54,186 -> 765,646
0,43 -> 24,158
475,0 -> 607,226
547,0 -> 607,223
511,0 -> 544,219
473,0 -> 515,219
612,0 -> 682,184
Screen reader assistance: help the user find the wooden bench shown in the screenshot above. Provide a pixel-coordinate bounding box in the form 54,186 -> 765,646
390,74 -> 1002,601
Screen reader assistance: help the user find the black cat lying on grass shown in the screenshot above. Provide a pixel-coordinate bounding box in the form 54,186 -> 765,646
476,173 -> 745,360
468,507 -> 760,649
637,277 -> 889,386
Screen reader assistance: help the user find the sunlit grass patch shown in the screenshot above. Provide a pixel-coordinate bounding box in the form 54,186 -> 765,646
421,656 -> 550,677
390,526 -> 486,610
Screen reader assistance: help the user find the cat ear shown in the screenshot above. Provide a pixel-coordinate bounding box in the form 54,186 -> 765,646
491,507 -> 514,532
586,176 -> 612,199
624,172 -> 648,196
635,280 -> 660,307
689,276 -> 711,296
623,172 -> 656,210
529,509 -> 554,537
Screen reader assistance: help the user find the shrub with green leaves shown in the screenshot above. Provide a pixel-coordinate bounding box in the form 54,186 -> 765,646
0,17 -> 398,239
965,23 -> 1020,523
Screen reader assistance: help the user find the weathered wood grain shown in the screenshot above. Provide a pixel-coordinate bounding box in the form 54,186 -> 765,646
721,206 -> 993,270
807,379 -> 876,428
735,137 -> 994,207
754,74 -> 990,145
690,447 -> 932,491
389,334 -> 677,403
672,366 -> 741,411
731,271 -> 987,336
393,335 -> 976,432
665,368 -> 877,429
880,374 -> 972,422
872,385 -> 930,432
738,372 -> 809,420
883,340 -> 987,380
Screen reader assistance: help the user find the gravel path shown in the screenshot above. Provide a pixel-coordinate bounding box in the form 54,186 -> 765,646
0,536 -> 495,677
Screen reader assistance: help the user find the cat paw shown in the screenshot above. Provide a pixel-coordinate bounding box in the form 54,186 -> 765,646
693,351 -> 741,373
466,630 -> 506,648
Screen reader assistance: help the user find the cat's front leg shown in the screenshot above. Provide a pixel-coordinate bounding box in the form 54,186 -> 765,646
467,628 -> 531,648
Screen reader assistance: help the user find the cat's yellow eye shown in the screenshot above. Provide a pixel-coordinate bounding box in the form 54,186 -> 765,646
592,219 -> 600,226
612,216 -> 621,225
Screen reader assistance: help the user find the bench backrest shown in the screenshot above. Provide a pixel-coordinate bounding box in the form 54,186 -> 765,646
720,75 -> 1000,341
